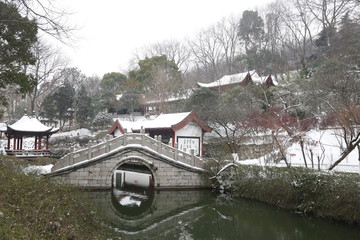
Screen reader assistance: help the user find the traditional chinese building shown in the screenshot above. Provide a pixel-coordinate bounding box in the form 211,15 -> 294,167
196,70 -> 276,95
2,114 -> 59,157
108,112 -> 212,156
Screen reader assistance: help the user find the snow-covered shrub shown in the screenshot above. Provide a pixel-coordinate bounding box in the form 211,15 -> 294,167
92,112 -> 113,130
49,135 -> 95,157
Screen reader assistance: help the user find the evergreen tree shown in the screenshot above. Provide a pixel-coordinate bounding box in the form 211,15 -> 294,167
42,83 -> 75,127
0,1 -> 38,106
76,85 -> 92,127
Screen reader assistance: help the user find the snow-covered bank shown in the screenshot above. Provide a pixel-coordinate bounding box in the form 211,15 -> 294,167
23,164 -> 53,175
236,128 -> 360,173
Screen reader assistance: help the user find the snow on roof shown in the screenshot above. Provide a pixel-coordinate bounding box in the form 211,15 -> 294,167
115,94 -> 123,101
118,120 -> 145,131
113,112 -> 192,131
196,70 -> 278,88
252,74 -> 278,86
197,70 -> 255,88
144,112 -> 191,129
110,112 -> 211,135
131,112 -> 192,130
8,115 -> 54,132
251,72 -> 265,84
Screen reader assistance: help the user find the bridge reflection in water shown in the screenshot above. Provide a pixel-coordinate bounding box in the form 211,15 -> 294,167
89,188 -> 209,239
87,189 -> 360,240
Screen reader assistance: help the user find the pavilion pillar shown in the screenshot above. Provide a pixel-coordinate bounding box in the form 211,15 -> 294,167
17,137 -> 21,150
172,131 -> 176,148
38,136 -> 42,150
7,137 -> 10,150
46,135 -> 49,150
13,135 -> 16,150
19,137 -> 23,150
34,136 -> 38,150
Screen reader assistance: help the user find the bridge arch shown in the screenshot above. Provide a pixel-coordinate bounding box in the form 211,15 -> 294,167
107,155 -> 159,189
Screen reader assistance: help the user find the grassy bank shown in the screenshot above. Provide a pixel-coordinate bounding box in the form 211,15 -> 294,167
216,165 -> 360,224
0,157 -> 111,239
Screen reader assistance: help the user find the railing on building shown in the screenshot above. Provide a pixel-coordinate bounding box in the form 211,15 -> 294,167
5,149 -> 51,157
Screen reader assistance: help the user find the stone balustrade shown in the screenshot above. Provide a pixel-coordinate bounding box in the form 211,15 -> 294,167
52,133 -> 204,172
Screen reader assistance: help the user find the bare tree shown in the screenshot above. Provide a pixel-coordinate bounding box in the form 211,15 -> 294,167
212,16 -> 243,75
26,41 -> 68,113
298,0 -> 359,58
268,0 -> 316,71
7,0 -> 76,41
188,27 -> 224,81
328,106 -> 360,170
149,40 -> 191,73
131,39 -> 191,75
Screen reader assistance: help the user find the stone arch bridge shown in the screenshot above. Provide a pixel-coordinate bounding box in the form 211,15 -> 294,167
48,133 -> 210,189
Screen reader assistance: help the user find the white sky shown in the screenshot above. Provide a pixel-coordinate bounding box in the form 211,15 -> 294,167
53,0 -> 274,77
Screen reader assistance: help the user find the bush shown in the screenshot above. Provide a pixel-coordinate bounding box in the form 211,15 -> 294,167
217,165 -> 360,224
49,135 -> 95,158
0,158 -> 111,239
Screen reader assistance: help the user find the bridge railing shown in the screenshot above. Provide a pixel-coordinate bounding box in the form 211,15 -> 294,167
52,133 -> 204,171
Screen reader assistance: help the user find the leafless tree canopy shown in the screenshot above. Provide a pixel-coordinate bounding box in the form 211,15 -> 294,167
6,0 -> 76,41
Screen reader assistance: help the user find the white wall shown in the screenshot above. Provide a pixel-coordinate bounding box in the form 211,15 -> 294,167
113,170 -> 152,188
175,121 -> 203,156
114,128 -> 123,137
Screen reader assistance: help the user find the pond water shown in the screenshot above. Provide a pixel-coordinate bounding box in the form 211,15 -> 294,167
88,189 -> 360,240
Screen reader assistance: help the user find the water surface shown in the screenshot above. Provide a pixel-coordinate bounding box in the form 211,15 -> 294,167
88,189 -> 360,240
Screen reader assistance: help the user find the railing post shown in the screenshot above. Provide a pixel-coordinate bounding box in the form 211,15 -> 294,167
88,141 -> 92,160
174,143 -> 178,161
105,139 -> 110,153
191,149 -> 195,167
124,129 -> 128,145
69,147 -> 75,165
141,127 -> 145,145
157,135 -> 162,154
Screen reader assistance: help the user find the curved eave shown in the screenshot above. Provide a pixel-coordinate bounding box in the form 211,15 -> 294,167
49,128 -> 60,134
171,112 -> 212,133
6,126 -> 53,135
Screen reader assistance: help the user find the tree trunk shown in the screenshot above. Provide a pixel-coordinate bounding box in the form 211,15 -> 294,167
328,138 -> 360,170
272,132 -> 290,167
300,140 -> 308,168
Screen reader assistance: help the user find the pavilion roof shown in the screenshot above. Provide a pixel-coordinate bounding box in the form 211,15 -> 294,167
7,115 -> 58,133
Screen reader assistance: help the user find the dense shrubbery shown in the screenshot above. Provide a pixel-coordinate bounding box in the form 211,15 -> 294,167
215,165 -> 360,224
0,157 -> 111,239
49,135 -> 95,157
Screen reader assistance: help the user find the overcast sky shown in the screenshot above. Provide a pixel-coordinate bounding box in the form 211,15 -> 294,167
53,0 -> 274,77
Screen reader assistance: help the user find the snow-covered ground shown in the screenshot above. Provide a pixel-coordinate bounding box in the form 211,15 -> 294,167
23,164 -> 53,174
238,128 -> 360,173
52,128 -> 92,137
